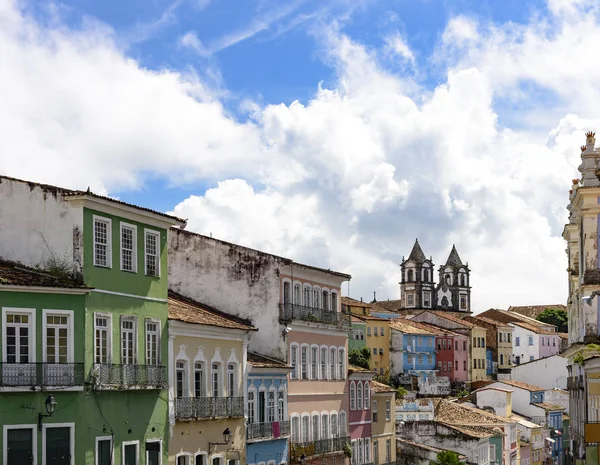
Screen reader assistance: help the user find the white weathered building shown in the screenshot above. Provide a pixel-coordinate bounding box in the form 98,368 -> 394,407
509,355 -> 568,390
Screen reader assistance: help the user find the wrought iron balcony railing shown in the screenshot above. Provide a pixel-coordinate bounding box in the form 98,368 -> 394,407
290,436 -> 350,462
279,303 -> 351,329
175,396 -> 244,419
95,364 -> 167,389
247,420 -> 291,440
0,363 -> 84,387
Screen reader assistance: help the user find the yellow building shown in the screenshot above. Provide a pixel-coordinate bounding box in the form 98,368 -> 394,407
370,381 -> 396,464
342,297 -> 391,377
168,291 -> 256,465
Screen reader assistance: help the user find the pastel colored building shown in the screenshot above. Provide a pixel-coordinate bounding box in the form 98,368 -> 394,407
168,230 -> 352,465
246,352 -> 291,465
349,317 -> 367,352
434,328 -> 469,383
0,175 -> 186,465
389,319 -> 438,381
464,315 -> 513,377
370,381 -> 396,465
348,366 -> 373,465
395,398 -> 434,422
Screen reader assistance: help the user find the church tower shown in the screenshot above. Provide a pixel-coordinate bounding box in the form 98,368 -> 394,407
435,245 -> 471,312
400,239 -> 436,310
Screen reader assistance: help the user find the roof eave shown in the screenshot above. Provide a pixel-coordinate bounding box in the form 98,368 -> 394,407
0,284 -> 91,295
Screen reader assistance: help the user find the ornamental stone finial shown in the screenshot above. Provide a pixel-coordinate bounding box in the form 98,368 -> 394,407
586,131 -> 596,148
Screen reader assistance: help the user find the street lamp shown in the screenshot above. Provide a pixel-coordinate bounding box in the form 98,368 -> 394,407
38,395 -> 57,430
209,428 -> 232,452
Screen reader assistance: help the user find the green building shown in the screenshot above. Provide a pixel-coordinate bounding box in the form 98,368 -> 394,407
0,176 -> 185,465
349,316 -> 367,352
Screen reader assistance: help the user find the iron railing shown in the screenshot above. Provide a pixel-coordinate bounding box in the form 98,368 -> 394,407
279,304 -> 351,329
95,364 -> 167,389
290,436 -> 350,462
175,396 -> 244,419
247,420 -> 291,440
0,363 -> 84,387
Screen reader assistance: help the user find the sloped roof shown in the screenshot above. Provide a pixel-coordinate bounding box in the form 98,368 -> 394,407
373,300 -> 403,311
248,352 -> 290,369
0,175 -> 186,225
0,258 -> 90,290
354,314 -> 388,322
351,316 -> 366,324
434,398 -> 516,425
508,304 -> 566,319
532,402 -> 565,411
440,423 -> 501,438
371,380 -> 396,393
445,245 -> 464,267
428,311 -> 482,329
342,296 -> 372,308
478,308 -> 555,330
510,320 -> 556,335
168,290 -> 256,331
466,315 -> 511,328
407,239 -> 427,263
495,380 -> 545,392
349,364 -> 372,375
390,318 -> 442,335
558,333 -> 569,340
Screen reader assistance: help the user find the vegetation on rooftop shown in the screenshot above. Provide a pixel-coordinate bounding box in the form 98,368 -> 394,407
430,451 -> 466,465
349,348 -> 371,370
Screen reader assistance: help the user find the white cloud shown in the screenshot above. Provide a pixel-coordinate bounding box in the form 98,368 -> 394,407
4,0 -> 600,311
383,32 -> 415,65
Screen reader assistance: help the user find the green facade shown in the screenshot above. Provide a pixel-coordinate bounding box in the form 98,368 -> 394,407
349,321 -> 367,352
1,202 -> 174,465
490,436 -> 503,465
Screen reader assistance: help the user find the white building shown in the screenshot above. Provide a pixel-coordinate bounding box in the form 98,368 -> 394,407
510,355 -> 568,391
510,322 -> 542,365
396,399 -> 434,422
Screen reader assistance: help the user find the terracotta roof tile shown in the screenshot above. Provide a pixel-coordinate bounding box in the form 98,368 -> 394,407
348,364 -> 372,375
342,296 -> 372,308
495,380 -> 545,392
465,315 -> 511,328
532,402 -> 565,411
434,398 -> 516,425
509,320 -> 556,335
373,300 -> 403,311
478,309 -> 555,330
168,290 -> 256,331
371,380 -> 396,393
390,318 -> 443,335
0,259 -> 90,290
440,423 -> 501,438
351,316 -> 366,323
508,304 -> 566,319
248,352 -> 290,369
428,311 -> 482,329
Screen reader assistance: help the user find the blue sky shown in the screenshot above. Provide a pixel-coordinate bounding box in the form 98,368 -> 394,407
3,0 -> 600,309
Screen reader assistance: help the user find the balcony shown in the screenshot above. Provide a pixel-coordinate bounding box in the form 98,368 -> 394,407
290,436 -> 350,462
0,363 -> 84,388
175,396 -> 244,419
247,421 -> 291,440
95,364 -> 167,389
279,303 -> 351,329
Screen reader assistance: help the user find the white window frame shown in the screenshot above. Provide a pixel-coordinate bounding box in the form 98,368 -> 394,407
338,348 -> 345,379
311,345 -> 319,380
176,453 -> 192,465
93,215 -> 112,268
194,453 -> 207,465
357,382 -> 363,410
407,293 -> 415,308
43,309 -> 74,367
277,385 -> 286,421
42,422 -> 75,465
339,411 -> 347,435
301,344 -> 309,380
121,316 -> 138,364
3,424 -> 37,465
122,440 -> 140,465
385,400 -> 391,421
290,343 -> 299,380
211,362 -> 222,397
320,346 -> 327,379
248,386 -> 257,423
330,347 -> 336,380
145,318 -> 161,365
227,362 -> 237,397
350,381 -> 356,410
94,312 -> 112,364
2,307 -> 36,363
120,222 -> 138,273
175,360 -> 189,398
364,382 -> 370,409
146,439 -> 163,465
144,228 -> 161,277
96,435 -> 114,465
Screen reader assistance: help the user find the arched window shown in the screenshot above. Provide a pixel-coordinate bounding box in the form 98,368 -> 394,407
445,274 -> 451,285
350,382 -> 356,410
303,286 -> 311,307
338,348 -> 345,379
194,361 -> 205,397
226,363 -> 237,397
330,348 -> 336,380
407,269 -> 414,282
277,385 -> 286,421
176,360 -> 187,398
313,289 -> 321,309
422,268 -> 429,282
312,414 -> 320,441
331,413 -> 338,438
301,415 -> 310,443
322,290 -> 329,311
357,382 -> 363,410
321,414 -> 329,439
211,362 -> 221,397
267,387 -> 276,422
364,382 -> 370,409
291,416 -> 300,443
339,411 -> 347,435
248,386 -> 256,424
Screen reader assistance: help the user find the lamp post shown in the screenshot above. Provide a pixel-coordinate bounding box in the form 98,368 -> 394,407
38,395 -> 57,430
209,428 -> 232,452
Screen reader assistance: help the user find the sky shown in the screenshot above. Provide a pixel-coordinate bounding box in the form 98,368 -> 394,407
1,0 -> 600,312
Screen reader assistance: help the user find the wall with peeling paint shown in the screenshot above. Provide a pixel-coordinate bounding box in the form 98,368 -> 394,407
0,176 -> 83,274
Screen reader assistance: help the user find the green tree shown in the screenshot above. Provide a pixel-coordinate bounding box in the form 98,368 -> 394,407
536,307 -> 568,332
349,347 -> 371,370
430,451 -> 466,465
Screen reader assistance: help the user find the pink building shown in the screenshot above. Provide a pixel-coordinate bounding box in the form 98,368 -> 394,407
538,331 -> 561,358
435,329 -> 469,384
348,367 -> 373,465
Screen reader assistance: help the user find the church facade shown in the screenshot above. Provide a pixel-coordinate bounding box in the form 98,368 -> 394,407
399,240 -> 471,313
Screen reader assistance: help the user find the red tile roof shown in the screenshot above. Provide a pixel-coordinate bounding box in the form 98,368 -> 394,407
0,259 -> 90,290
